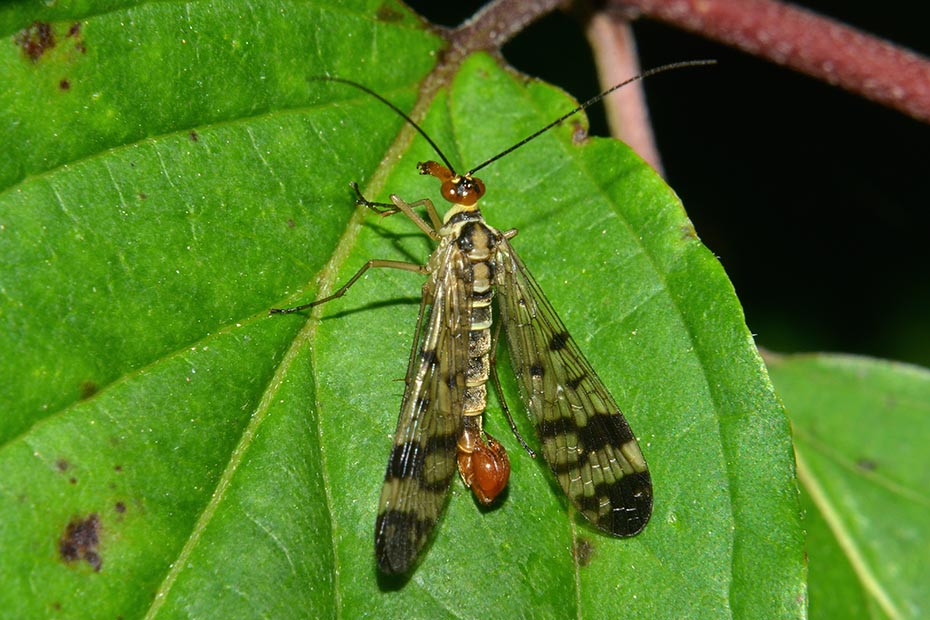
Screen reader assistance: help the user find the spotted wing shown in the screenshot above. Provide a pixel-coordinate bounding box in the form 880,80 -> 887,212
374,241 -> 472,573
496,238 -> 652,536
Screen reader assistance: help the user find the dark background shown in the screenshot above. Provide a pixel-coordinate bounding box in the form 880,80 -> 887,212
404,0 -> 930,368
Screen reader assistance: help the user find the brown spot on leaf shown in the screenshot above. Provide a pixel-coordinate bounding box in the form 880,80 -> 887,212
573,537 -> 595,567
59,514 -> 102,572
68,477 -> 77,485
138,192 -> 148,201
66,22 -> 86,54
286,218 -> 296,228
571,121 -> 587,145
375,4 -> 403,22
114,464 -> 123,472
79,381 -> 98,400
56,458 -> 70,472
189,130 -> 199,142
59,78 -> 70,90
15,21 -> 56,62
114,502 -> 126,514
680,223 -> 698,241
857,458 -> 877,471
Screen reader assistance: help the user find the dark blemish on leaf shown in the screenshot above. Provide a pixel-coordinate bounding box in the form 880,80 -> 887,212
59,79 -> 71,90
15,21 -> 56,62
857,458 -> 877,471
375,4 -> 403,22
56,458 -> 70,472
67,23 -> 87,54
115,502 -> 126,514
571,121 -> 587,145
51,602 -> 61,611
189,130 -> 199,142
287,218 -> 296,228
138,192 -> 148,200
69,477 -> 77,485
79,381 -> 98,400
59,514 -> 102,572
573,537 -> 595,566
114,464 -> 123,472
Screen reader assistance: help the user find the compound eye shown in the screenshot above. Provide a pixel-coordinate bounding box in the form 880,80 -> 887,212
440,180 -> 458,203
470,177 -> 486,200
456,176 -> 485,206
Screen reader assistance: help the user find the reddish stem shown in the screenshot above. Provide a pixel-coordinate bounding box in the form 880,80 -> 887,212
617,0 -> 930,123
585,14 -> 664,172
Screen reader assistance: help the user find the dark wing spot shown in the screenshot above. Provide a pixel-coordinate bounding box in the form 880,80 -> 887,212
529,362 -> 545,379
375,509 -> 434,574
420,348 -> 437,366
566,374 -> 585,390
538,416 -> 568,440
411,395 -> 430,416
581,472 -> 653,537
576,412 -> 633,453
549,332 -> 569,351
385,433 -> 457,492
385,442 -> 422,481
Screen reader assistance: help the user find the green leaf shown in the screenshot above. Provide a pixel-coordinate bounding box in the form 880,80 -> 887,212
769,354 -> 930,620
1,2 -> 803,618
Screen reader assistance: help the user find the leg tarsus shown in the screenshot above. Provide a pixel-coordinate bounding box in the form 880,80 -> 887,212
269,259 -> 427,315
350,181 -> 399,217
489,319 -> 536,458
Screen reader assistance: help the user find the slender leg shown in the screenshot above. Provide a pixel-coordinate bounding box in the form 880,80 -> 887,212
351,183 -> 441,241
270,259 -> 427,314
489,318 -> 536,458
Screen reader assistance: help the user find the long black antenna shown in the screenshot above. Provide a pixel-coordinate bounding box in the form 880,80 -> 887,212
467,59 -> 716,176
312,76 -> 458,174
314,59 -> 715,180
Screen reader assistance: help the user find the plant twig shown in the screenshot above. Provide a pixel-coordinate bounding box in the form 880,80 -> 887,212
616,0 -> 930,124
450,0 -> 567,59
584,13 -> 664,173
